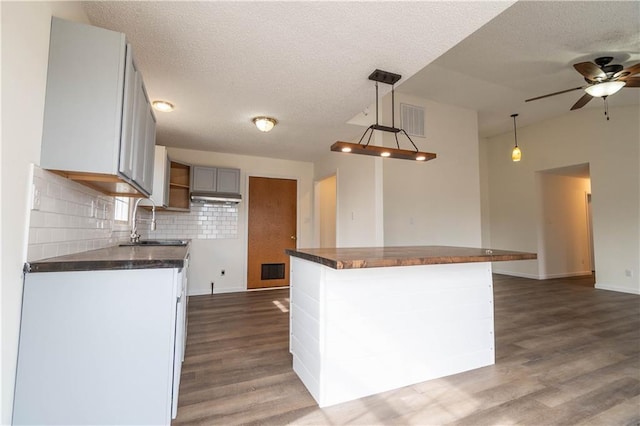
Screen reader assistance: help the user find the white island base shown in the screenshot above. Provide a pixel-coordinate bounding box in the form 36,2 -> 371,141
289,257 -> 495,407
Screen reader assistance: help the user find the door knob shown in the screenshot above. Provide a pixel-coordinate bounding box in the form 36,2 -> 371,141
291,235 -> 296,240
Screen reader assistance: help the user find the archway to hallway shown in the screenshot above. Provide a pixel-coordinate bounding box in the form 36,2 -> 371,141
536,163 -> 594,286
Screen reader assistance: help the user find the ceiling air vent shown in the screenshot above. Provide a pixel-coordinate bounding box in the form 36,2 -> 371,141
400,103 -> 425,137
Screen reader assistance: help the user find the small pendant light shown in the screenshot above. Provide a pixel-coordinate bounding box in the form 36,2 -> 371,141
511,113 -> 522,162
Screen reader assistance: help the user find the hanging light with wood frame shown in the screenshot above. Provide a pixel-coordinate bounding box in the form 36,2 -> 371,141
330,69 -> 436,162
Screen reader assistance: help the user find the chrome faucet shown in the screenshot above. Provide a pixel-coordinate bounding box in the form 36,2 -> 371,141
130,198 -> 156,243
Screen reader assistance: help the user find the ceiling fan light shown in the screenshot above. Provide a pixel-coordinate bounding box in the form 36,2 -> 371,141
584,81 -> 625,98
252,116 -> 277,132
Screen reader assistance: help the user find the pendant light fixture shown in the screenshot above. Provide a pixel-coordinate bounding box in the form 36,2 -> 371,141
511,113 -> 521,162
331,69 -> 436,162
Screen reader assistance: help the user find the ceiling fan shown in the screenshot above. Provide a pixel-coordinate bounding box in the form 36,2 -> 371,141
526,56 -> 640,112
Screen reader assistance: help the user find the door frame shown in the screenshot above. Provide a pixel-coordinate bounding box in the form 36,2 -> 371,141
242,172 -> 301,290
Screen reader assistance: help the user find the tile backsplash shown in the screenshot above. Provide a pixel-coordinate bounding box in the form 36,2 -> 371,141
27,165 -> 240,262
140,203 -> 239,240
27,166 -> 128,261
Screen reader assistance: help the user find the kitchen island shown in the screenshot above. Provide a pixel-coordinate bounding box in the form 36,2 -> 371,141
285,246 -> 536,407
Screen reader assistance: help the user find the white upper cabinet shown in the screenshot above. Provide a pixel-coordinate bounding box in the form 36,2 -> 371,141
216,168 -> 241,193
191,166 -> 240,193
191,166 -> 217,193
40,17 -> 155,196
140,146 -> 170,208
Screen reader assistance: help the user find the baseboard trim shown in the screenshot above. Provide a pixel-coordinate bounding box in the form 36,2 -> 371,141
538,271 -> 593,279
189,286 -> 245,296
491,269 -> 540,280
594,283 -> 640,295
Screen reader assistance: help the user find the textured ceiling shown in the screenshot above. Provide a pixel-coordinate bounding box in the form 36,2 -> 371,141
82,1 -> 513,161
82,1 -> 639,162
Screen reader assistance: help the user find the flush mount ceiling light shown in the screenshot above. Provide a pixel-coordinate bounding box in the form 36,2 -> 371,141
511,113 -> 522,162
152,100 -> 175,112
252,116 -> 277,132
331,69 -> 436,162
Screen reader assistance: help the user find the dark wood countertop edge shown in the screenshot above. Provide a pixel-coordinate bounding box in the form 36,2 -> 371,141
285,249 -> 537,270
285,250 -> 339,269
26,258 -> 186,273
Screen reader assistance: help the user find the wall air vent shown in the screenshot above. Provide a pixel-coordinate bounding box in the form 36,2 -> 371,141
401,103 -> 425,137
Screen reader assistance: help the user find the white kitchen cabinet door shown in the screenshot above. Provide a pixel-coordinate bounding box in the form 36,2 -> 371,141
191,166 -> 217,192
13,268 -> 181,425
216,167 -> 241,193
118,44 -> 136,181
141,98 -> 157,193
141,145 -> 170,208
130,72 -> 155,194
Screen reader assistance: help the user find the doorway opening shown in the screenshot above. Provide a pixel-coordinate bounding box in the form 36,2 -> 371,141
316,174 -> 337,248
537,163 -> 595,285
247,177 -> 297,289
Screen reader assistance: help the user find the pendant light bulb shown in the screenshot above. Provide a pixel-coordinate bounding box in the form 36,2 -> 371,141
512,146 -> 522,162
510,113 -> 522,162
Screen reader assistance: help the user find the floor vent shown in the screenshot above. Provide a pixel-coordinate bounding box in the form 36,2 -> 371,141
261,263 -> 285,280
401,103 -> 425,137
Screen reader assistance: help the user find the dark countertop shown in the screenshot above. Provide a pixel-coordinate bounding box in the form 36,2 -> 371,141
25,244 -> 190,273
285,246 -> 537,270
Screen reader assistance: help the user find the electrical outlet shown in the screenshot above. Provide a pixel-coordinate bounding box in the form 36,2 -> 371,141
625,269 -> 633,278
221,269 -> 225,276
32,185 -> 41,211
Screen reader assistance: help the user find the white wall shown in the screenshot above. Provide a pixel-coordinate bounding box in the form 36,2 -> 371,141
383,94 -> 482,247
0,3 -> 90,423
482,105 -> 640,294
167,148 -> 314,294
314,151 -> 384,247
537,173 -> 592,278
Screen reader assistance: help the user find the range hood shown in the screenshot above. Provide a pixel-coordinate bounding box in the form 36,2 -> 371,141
190,191 -> 242,204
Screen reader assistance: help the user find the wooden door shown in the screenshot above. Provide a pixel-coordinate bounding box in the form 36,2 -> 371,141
247,177 -> 297,289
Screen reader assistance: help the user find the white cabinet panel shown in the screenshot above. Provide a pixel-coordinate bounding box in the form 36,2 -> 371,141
13,265 -> 188,425
217,167 -> 241,193
118,45 -> 136,180
40,17 -> 155,196
141,145 -> 170,208
191,166 -> 217,192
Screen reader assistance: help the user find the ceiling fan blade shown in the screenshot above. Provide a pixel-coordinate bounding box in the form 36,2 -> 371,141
622,77 -> 640,87
574,62 -> 606,81
525,86 -> 584,102
615,62 -> 640,79
570,93 -> 593,110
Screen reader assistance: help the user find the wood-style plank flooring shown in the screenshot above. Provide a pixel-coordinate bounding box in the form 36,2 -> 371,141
173,275 -> 640,425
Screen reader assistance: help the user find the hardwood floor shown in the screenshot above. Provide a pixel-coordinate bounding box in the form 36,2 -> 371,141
173,274 -> 640,425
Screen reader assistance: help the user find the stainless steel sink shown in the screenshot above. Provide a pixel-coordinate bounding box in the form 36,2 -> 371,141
119,239 -> 188,247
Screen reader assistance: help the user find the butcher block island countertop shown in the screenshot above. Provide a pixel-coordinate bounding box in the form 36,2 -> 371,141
285,245 -> 537,269
24,244 -> 190,273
